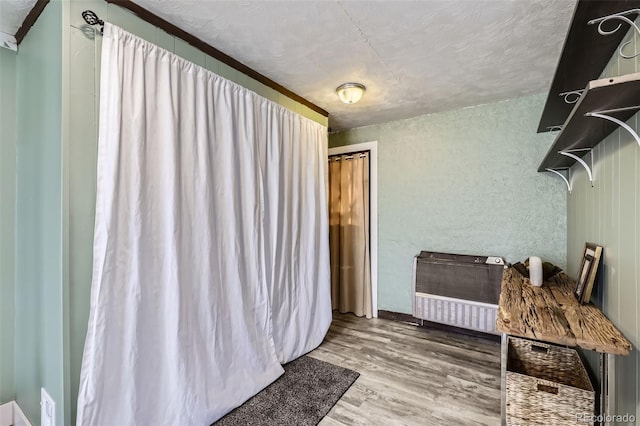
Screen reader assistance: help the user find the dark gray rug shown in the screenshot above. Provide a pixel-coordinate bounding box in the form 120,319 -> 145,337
214,356 -> 359,426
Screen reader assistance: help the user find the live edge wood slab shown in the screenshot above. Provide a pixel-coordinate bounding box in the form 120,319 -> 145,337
497,267 -> 631,356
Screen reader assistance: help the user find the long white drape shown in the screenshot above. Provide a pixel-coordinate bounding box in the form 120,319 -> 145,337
258,118 -> 331,363
77,24 -> 330,426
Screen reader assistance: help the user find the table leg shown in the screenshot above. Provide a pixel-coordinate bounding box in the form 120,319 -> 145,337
599,352 -> 607,426
501,333 -> 507,426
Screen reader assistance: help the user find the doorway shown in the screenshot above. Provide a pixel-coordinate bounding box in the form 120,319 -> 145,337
327,141 -> 378,318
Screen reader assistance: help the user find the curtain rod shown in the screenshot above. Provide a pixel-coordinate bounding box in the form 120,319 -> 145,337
81,6 -> 328,118
329,152 -> 369,161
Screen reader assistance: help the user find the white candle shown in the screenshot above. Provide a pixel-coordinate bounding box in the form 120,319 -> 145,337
529,256 -> 543,287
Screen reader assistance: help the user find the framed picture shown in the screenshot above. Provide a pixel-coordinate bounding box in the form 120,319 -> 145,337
574,243 -> 603,304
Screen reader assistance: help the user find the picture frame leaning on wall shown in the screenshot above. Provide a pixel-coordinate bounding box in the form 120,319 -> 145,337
574,243 -> 603,304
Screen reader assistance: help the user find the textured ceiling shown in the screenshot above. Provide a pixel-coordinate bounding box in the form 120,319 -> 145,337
0,0 -> 37,36
2,0 -> 579,130
134,0 -> 576,130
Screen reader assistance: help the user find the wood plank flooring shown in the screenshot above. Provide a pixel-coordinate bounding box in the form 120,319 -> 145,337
309,312 -> 502,426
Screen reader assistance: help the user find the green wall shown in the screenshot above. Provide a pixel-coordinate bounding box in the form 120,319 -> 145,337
330,94 -> 566,313
14,1 -> 65,425
567,21 -> 640,423
0,47 -> 17,405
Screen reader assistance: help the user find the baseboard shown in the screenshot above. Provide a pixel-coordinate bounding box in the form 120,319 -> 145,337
378,309 -> 501,342
377,310 -> 420,325
0,401 -> 32,426
0,403 -> 10,426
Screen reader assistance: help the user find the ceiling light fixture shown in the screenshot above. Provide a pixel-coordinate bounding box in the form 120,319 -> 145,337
336,83 -> 366,104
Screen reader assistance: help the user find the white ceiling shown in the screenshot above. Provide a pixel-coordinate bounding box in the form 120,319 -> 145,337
0,0 -> 37,36
3,0 -> 577,130
135,0 -> 576,130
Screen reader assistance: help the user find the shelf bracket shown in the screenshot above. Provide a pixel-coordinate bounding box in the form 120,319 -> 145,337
559,90 -> 584,104
545,168 -> 572,193
559,148 -> 593,187
588,9 -> 640,59
585,106 -> 640,148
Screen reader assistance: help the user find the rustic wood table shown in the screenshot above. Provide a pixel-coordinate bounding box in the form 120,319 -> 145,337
496,267 -> 631,425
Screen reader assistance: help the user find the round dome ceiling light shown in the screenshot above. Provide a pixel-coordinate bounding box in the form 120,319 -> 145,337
336,82 -> 366,104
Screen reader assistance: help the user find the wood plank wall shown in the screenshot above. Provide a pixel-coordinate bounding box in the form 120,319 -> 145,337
566,17 -> 640,421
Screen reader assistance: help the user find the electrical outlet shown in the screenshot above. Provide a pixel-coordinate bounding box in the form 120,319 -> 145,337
41,388 -> 55,426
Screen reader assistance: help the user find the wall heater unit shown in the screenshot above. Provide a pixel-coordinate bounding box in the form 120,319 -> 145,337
412,251 -> 505,335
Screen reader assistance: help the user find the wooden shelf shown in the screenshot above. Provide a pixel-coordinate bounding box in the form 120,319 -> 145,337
496,268 -> 631,355
537,0 -> 640,133
538,72 -> 640,172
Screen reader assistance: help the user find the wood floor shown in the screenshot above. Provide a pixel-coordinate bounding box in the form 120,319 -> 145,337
309,312 -> 502,426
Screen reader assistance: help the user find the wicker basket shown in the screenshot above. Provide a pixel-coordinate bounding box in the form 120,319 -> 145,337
506,336 -> 594,425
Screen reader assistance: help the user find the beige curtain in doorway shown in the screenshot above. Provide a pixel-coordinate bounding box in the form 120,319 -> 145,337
329,153 -> 372,318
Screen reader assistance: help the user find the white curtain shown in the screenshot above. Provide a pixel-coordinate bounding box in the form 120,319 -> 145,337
77,24 -> 330,426
258,117 -> 332,363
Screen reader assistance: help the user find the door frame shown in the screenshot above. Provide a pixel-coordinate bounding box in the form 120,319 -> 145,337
328,141 -> 378,318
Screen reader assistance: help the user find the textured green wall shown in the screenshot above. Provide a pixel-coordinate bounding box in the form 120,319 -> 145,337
0,48 -> 17,405
14,1 -> 65,425
330,94 -> 566,313
567,21 -> 639,422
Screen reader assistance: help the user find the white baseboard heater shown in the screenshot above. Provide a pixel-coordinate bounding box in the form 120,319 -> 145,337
412,251 -> 505,335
